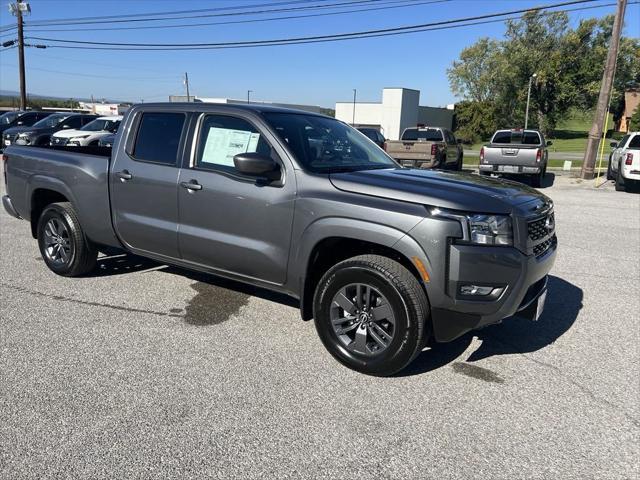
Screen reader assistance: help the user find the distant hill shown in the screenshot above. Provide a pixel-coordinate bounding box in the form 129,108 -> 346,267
0,90 -> 127,103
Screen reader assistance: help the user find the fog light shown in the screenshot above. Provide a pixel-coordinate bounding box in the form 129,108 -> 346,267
460,285 -> 494,296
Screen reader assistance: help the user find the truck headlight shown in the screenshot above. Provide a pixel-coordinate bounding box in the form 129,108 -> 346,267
431,208 -> 513,246
467,214 -> 512,245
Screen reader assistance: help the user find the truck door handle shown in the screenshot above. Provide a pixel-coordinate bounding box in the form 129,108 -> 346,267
116,170 -> 132,181
180,180 -> 202,191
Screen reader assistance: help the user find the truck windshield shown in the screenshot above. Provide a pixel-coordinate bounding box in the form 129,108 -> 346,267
263,113 -> 397,173
33,114 -> 69,128
0,112 -> 19,125
401,128 -> 443,142
492,131 -> 541,145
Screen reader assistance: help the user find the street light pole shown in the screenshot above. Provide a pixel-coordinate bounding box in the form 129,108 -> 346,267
524,73 -> 537,130
352,89 -> 357,125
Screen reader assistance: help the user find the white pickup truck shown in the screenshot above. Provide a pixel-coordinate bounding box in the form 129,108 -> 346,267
608,131 -> 640,191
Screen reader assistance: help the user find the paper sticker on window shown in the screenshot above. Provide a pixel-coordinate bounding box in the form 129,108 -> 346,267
201,127 -> 261,166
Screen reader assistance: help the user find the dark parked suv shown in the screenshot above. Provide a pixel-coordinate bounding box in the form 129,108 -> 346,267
2,113 -> 98,147
2,103 -> 557,376
0,110 -> 53,141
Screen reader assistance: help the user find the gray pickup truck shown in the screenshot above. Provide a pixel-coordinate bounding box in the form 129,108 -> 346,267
479,129 -> 551,187
2,103 -> 557,376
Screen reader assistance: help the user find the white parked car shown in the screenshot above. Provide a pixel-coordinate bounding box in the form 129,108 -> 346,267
50,116 -> 122,147
608,131 -> 640,191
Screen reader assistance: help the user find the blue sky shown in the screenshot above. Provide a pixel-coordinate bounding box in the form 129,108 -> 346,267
0,0 -> 638,107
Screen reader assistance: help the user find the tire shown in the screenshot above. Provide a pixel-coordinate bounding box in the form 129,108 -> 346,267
531,169 -> 544,188
479,170 -> 490,176
615,163 -> 625,191
607,156 -> 614,180
37,202 -> 97,276
313,254 -> 429,376
456,153 -> 463,171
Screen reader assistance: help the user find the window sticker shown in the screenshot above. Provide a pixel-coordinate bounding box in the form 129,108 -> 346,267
201,127 -> 261,166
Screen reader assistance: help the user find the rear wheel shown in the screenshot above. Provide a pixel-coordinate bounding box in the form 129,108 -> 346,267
313,254 -> 429,376
37,202 -> 97,276
606,156 -> 614,180
531,168 -> 545,188
615,162 -> 626,191
456,153 -> 463,171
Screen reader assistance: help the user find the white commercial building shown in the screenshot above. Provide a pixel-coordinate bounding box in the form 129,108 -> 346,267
335,87 -> 455,140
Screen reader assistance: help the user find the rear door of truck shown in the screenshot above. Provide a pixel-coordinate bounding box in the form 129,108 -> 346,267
109,110 -> 187,259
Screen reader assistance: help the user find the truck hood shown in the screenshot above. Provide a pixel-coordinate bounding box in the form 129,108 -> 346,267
329,168 -> 546,214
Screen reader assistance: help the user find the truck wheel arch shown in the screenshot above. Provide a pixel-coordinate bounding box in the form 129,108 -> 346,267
295,219 -> 431,321
28,179 -> 76,238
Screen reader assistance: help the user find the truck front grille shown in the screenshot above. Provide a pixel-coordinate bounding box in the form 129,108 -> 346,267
50,137 -> 67,146
528,212 -> 554,241
533,235 -> 557,257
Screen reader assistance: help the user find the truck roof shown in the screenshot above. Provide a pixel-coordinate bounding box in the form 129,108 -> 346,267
134,102 -> 328,118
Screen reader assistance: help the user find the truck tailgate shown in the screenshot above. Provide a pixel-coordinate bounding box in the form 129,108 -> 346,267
386,140 -> 435,160
483,145 -> 540,166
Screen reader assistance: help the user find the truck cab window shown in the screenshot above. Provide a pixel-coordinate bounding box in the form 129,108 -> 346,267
195,115 -> 271,173
132,112 -> 185,165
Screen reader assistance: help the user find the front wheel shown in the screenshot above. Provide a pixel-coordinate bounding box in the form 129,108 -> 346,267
37,202 -> 97,276
313,255 -> 429,376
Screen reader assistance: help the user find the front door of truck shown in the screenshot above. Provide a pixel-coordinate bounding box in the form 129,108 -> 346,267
176,113 -> 295,285
110,111 -> 186,259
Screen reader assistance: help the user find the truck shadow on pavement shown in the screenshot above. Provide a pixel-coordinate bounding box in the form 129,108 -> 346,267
399,275 -> 583,377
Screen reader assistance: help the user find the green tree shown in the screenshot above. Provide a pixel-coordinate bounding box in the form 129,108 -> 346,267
453,101 -> 498,144
629,106 -> 640,131
447,11 -> 640,136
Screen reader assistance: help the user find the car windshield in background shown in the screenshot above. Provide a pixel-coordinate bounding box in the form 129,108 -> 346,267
402,128 -> 443,142
1,112 -> 19,125
263,113 -> 397,174
33,114 -> 69,128
493,131 -> 541,145
81,119 -> 121,132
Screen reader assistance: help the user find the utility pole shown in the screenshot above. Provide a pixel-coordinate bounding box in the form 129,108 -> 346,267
581,0 -> 627,179
247,90 -> 252,104
352,89 -> 357,125
184,72 -> 191,102
524,73 -> 537,130
9,1 -> 30,110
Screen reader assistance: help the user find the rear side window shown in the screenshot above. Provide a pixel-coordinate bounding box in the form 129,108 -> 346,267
628,135 -> 640,149
133,112 -> 185,165
402,128 -> 443,141
63,116 -> 83,129
493,131 -> 541,144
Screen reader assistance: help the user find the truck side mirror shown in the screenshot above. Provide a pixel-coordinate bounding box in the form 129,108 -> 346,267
546,141 -> 553,146
456,138 -> 462,144
610,141 -> 618,148
234,152 -> 280,181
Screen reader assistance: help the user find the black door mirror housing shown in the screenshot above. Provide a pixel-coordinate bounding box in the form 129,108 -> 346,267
234,152 -> 280,180
546,140 -> 553,146
610,141 -> 618,148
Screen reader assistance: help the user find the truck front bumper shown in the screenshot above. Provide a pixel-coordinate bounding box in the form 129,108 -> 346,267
2,195 -> 21,219
429,240 -> 557,342
479,164 -> 541,174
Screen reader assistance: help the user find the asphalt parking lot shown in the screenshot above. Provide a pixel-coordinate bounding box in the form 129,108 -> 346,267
1,173 -> 639,479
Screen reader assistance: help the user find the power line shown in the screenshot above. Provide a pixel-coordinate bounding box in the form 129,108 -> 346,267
0,63 -> 182,82
0,0 -> 330,29
25,0 -> 603,49
23,0 -> 443,33
17,0 -> 386,27
19,1 -> 626,53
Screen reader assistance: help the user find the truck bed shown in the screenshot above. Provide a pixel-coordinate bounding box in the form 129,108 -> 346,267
385,140 -> 440,168
3,144 -> 120,248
